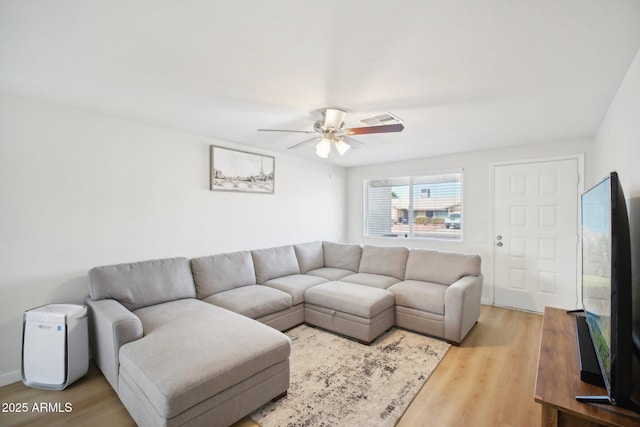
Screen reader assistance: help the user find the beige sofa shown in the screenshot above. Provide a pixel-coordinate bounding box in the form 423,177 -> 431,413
86,241 -> 482,427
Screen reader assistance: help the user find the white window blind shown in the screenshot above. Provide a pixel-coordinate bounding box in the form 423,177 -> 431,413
364,170 -> 463,240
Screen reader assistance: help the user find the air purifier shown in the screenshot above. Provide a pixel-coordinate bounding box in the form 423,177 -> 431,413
22,304 -> 89,390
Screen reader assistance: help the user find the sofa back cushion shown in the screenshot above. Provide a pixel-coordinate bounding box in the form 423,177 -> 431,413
88,257 -> 196,310
294,241 -> 324,274
190,251 -> 256,299
358,245 -> 409,280
322,241 -> 362,272
251,245 -> 300,284
405,249 -> 481,285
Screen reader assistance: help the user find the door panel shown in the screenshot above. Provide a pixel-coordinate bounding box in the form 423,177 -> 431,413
493,159 -> 579,312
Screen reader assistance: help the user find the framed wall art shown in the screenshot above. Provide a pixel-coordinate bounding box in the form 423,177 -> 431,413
210,145 -> 275,193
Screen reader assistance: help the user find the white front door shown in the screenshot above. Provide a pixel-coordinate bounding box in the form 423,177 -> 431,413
493,158 -> 580,312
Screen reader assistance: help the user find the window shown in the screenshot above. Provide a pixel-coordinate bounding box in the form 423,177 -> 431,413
364,170 -> 463,240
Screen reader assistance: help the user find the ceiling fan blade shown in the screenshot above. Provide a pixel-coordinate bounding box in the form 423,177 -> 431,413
342,136 -> 365,149
257,129 -> 317,134
287,136 -> 320,150
343,123 -> 404,135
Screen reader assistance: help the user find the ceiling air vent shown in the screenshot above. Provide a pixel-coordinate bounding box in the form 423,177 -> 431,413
360,112 -> 403,126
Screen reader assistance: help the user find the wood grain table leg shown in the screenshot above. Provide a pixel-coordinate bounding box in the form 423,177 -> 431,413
541,404 -> 558,427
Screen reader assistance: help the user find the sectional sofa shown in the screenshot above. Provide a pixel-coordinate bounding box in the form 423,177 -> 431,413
86,241 -> 482,427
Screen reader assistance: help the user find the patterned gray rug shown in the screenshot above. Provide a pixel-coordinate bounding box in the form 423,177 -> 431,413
251,324 -> 450,427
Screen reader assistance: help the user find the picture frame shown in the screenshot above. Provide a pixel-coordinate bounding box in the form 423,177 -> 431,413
210,145 -> 275,194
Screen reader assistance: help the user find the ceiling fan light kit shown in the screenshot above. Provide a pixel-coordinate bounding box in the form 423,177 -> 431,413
334,138 -> 351,156
315,138 -> 331,158
258,108 -> 404,159
314,135 -> 351,158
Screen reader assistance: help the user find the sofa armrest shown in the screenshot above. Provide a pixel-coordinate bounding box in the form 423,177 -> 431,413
85,297 -> 143,391
444,274 -> 483,344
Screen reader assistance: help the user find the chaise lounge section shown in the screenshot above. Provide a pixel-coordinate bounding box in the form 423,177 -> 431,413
86,241 -> 482,426
87,257 -> 291,427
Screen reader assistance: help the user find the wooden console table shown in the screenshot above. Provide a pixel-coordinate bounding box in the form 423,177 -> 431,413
535,307 -> 640,427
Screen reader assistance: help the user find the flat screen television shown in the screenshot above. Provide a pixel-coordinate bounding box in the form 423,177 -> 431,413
578,171 -> 634,408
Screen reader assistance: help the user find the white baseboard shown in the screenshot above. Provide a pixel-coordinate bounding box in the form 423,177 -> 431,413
0,370 -> 22,387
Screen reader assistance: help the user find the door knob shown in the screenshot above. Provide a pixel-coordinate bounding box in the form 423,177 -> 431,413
497,242 -> 503,247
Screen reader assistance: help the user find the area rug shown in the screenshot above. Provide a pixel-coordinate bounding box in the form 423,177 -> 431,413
251,325 -> 450,427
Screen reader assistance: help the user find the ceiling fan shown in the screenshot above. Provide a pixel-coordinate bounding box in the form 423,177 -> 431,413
257,108 -> 404,158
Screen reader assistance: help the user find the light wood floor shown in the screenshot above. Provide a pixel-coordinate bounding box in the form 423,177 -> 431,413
0,305 -> 542,427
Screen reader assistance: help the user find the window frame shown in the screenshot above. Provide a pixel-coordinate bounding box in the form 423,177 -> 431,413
363,169 -> 464,242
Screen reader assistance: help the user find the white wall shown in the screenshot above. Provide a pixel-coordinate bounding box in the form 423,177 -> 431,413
591,47 -> 640,343
0,93 -> 347,384
591,47 -> 640,194
346,138 -> 593,304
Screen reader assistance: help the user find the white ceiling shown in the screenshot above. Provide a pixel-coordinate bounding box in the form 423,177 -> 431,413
1,1 -> 639,167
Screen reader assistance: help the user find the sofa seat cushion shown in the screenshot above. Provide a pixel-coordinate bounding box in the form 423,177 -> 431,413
134,298 -> 212,334
388,280 -> 448,315
340,272 -> 400,289
304,281 -> 394,319
263,274 -> 327,305
203,285 -> 292,319
305,267 -> 355,281
120,300 -> 290,419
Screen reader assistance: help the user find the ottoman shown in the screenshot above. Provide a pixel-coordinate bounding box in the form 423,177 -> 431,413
304,281 -> 395,344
